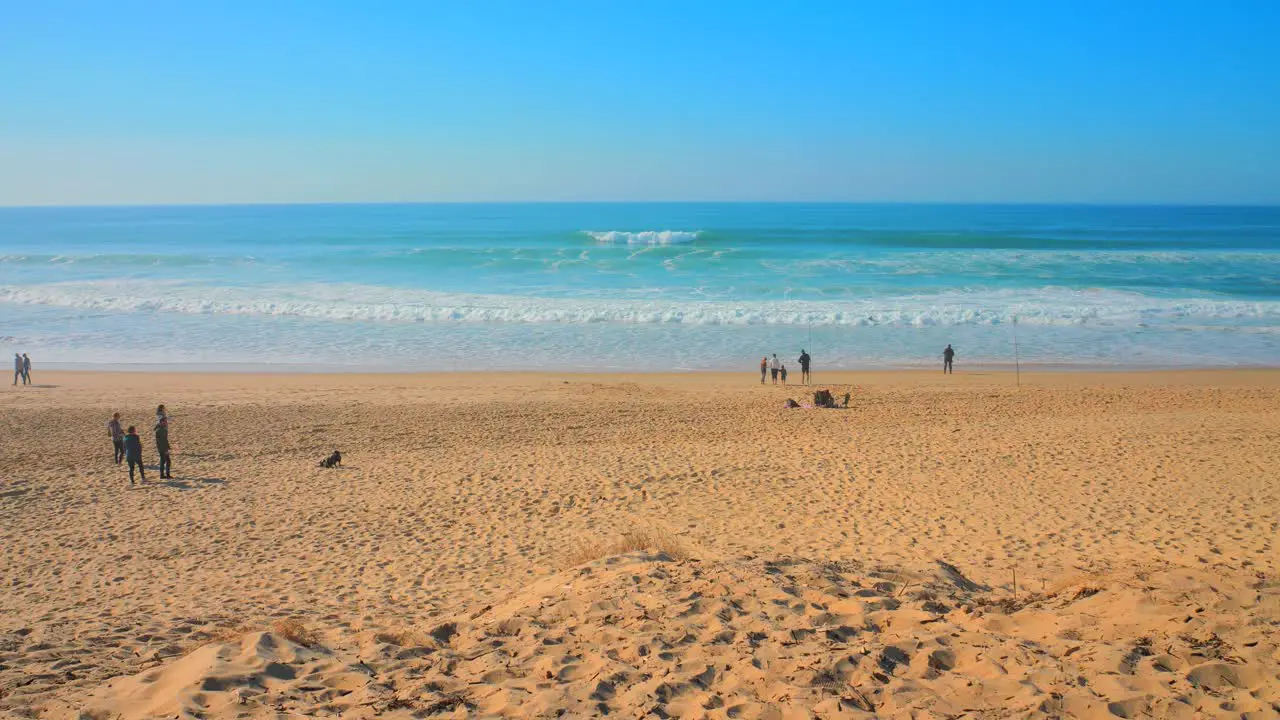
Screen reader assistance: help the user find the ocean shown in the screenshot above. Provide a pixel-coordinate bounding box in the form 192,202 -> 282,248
1,203 -> 1277,371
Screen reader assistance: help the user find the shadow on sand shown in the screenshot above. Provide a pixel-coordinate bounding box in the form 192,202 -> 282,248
129,477 -> 227,490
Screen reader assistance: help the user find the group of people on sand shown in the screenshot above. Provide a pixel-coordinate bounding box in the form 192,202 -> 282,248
757,345 -> 958,382
107,404 -> 174,485
760,350 -> 812,386
12,353 -> 32,385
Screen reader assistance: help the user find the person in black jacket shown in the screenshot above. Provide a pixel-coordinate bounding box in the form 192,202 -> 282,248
155,417 -> 172,479
124,426 -> 146,485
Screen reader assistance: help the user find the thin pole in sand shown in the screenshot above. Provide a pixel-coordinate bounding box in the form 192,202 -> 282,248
1012,316 -> 1021,388
807,320 -> 813,385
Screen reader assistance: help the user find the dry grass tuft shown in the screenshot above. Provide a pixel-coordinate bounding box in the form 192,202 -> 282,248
199,624 -> 252,646
272,618 -> 321,647
564,528 -> 689,567
375,627 -> 432,647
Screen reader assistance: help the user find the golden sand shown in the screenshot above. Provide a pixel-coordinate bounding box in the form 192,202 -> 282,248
1,370 -> 1277,718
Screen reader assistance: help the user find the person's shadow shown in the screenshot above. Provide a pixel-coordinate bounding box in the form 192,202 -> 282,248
134,476 -> 227,490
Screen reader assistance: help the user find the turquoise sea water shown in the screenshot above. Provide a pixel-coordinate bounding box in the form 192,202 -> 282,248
1,203 -> 1277,370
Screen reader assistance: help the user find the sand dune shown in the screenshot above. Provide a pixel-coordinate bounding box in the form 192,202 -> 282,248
63,555 -> 1280,718
2,370 -> 1278,718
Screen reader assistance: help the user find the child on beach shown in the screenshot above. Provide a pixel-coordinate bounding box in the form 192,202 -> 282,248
124,426 -> 145,485
780,365 -> 788,385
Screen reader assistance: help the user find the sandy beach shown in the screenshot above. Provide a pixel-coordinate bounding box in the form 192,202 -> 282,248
1,369 -> 1277,718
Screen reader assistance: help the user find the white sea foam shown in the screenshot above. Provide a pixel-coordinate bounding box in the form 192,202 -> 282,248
1,281 -> 1277,329
585,230 -> 700,245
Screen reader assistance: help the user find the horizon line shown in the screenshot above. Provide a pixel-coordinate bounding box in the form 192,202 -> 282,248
3,200 -> 1280,210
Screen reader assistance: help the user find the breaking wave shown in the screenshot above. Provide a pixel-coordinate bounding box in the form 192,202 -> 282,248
584,230 -> 700,245
2,281 -> 1276,329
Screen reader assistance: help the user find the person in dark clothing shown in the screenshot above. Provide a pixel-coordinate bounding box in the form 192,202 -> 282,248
12,354 -> 21,386
21,353 -> 31,384
124,426 -> 145,485
759,357 -> 768,385
155,417 -> 172,479
943,344 -> 956,374
108,412 -> 125,464
798,349 -> 811,385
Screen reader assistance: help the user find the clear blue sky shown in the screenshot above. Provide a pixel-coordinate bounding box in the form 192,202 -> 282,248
2,0 -> 1278,205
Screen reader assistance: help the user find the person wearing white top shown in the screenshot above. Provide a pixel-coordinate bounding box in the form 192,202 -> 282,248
770,354 -> 780,384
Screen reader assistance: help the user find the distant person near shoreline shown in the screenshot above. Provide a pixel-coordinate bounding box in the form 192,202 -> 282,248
943,344 -> 956,374
760,357 -> 768,384
13,354 -> 23,386
798,349 -> 811,385
770,354 -> 780,385
780,365 -> 788,385
21,354 -> 31,384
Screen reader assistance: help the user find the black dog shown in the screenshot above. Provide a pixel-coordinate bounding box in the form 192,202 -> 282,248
319,450 -> 342,468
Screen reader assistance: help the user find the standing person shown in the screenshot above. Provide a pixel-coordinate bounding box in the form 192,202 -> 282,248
155,404 -> 168,425
798,349 -> 811,385
123,426 -> 145,485
12,354 -> 21,386
108,413 -> 125,464
770,354 -> 781,385
780,364 -> 788,386
759,357 -> 768,385
943,344 -> 956,374
21,353 -> 31,385
154,415 -> 172,479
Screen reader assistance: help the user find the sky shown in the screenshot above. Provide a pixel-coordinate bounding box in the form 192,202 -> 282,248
1,0 -> 1279,205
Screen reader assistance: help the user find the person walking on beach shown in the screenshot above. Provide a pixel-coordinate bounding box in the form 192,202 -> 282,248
21,353 -> 31,385
13,354 -> 22,386
154,415 -> 172,480
798,349 -> 811,385
760,357 -> 768,384
123,426 -> 145,485
770,354 -> 780,385
108,412 -> 125,464
943,344 -> 956,374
